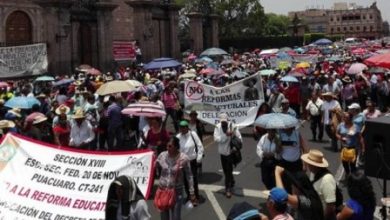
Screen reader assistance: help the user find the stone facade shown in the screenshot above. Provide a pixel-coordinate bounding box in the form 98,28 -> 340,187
289,2 -> 385,39
0,0 -> 182,75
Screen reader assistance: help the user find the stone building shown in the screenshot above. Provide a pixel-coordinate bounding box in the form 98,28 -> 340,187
327,2 -> 383,39
288,2 -> 385,39
0,0 -> 182,75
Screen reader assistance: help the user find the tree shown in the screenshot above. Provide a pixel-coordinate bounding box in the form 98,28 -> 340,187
263,13 -> 291,36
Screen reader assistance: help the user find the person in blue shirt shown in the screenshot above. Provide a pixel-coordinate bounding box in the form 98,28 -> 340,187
337,170 -> 375,220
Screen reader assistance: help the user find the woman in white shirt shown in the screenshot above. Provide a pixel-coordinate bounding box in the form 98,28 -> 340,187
257,129 -> 280,189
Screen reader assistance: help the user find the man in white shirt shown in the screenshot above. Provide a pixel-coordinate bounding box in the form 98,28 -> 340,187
321,92 -> 341,152
177,120 -> 204,204
213,113 -> 242,198
69,109 -> 95,150
306,92 -> 324,142
301,150 -> 337,220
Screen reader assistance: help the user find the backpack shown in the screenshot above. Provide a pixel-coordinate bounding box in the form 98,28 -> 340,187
312,169 -> 343,212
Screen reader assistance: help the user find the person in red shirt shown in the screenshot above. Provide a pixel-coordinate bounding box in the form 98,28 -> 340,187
284,83 -> 301,118
53,113 -> 70,147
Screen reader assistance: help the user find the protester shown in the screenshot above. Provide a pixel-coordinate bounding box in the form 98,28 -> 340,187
274,166 -> 324,220
336,170 -> 376,220
52,109 -> 70,147
214,113 -> 242,198
107,95 -> 123,150
161,82 -> 179,132
141,117 -> 170,156
336,112 -> 365,177
106,176 -> 151,220
257,129 -> 280,189
280,99 -> 297,118
362,100 -> 381,119
306,92 -> 324,141
155,136 -> 196,220
301,150 -> 338,220
69,108 -> 95,150
321,92 -> 341,152
264,187 -> 294,220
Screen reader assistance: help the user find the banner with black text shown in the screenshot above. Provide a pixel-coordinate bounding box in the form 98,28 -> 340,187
184,73 -> 264,127
0,133 -> 154,219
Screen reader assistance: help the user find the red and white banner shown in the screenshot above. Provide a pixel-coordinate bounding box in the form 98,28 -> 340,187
112,41 -> 136,61
0,133 -> 154,219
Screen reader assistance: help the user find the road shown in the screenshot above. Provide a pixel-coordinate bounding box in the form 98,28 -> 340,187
145,122 -> 387,220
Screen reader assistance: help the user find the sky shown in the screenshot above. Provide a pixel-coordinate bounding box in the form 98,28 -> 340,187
259,0 -> 390,22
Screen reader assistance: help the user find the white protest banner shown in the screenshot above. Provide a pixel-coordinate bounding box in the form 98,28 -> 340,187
0,43 -> 48,78
0,133 -> 154,219
184,73 -> 264,127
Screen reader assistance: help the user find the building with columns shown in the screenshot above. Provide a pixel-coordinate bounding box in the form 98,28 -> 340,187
0,0 -> 182,75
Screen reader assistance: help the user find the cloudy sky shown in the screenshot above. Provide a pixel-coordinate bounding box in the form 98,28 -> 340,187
259,0 -> 389,22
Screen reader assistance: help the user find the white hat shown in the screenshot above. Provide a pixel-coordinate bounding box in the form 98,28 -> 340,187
348,103 -> 361,110
219,113 -> 228,122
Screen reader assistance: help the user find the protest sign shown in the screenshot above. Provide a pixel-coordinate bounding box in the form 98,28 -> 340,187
0,133 -> 154,219
184,73 -> 264,127
113,41 -> 136,61
0,43 -> 48,78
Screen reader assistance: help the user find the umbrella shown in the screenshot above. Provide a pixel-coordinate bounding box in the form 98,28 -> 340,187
178,72 -> 196,80
0,82 -> 9,88
259,69 -> 276,76
200,47 -> 228,57
276,52 -> 291,60
351,48 -> 368,56
122,102 -> 166,117
368,67 -> 388,74
314,38 -> 332,46
364,52 -> 390,69
75,64 -> 92,72
290,71 -> 305,77
96,80 -> 137,96
221,59 -> 237,65
347,63 -> 368,75
5,97 -> 40,109
296,62 -> 310,69
184,103 -> 218,112
280,75 -> 299,83
195,56 -> 213,63
326,56 -> 342,62
35,76 -> 55,82
126,80 -> 143,88
86,68 -> 101,76
279,47 -> 293,52
227,202 -> 259,220
254,113 -> 298,129
231,71 -> 248,78
294,47 -> 305,53
200,68 -> 224,76
144,57 -> 181,70
53,79 -> 74,87
277,61 -> 291,70
260,49 -> 279,55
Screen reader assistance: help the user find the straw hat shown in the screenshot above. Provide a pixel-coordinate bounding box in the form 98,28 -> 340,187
0,120 -> 15,129
72,108 -> 86,119
32,115 -> 47,125
321,92 -> 336,99
36,93 -> 46,99
55,104 -> 70,115
342,76 -> 352,84
301,149 -> 329,168
8,108 -> 21,118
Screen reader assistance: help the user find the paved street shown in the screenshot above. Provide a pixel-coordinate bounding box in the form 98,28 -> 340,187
146,122 -> 387,220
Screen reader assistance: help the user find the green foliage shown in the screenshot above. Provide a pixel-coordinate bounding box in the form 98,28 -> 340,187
263,13 -> 291,36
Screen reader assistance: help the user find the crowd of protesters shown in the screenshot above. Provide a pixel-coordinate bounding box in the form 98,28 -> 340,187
0,39 -> 389,220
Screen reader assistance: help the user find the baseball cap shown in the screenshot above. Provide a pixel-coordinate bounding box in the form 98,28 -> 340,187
348,103 -> 361,110
269,187 -> 288,204
179,120 -> 189,127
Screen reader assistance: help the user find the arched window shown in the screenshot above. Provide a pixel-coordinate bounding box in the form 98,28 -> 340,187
6,11 -> 32,46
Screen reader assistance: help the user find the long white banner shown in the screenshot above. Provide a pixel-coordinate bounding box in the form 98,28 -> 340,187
184,73 -> 264,127
0,43 -> 48,78
0,133 -> 154,219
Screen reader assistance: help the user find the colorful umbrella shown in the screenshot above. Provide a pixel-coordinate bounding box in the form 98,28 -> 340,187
122,102 -> 166,117
280,75 -> 299,83
5,97 -> 40,109
296,62 -> 310,69
200,47 -> 228,57
259,69 -> 276,76
0,82 -> 9,88
96,80 -> 137,96
364,52 -> 390,69
313,38 -> 332,46
255,113 -> 299,129
34,76 -> 55,82
351,48 -> 368,56
52,79 -> 75,87
347,63 -> 368,75
144,58 -> 181,70
86,68 -> 101,76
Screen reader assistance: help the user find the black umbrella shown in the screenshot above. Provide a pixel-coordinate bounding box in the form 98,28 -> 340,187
227,202 -> 260,220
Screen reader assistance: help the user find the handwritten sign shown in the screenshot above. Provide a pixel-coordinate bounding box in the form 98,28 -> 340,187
0,43 -> 48,78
